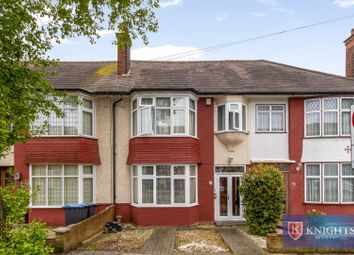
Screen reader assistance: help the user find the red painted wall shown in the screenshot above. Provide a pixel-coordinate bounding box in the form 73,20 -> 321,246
29,208 -> 65,226
127,137 -> 201,164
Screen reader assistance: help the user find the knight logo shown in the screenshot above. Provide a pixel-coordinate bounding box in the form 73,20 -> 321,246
288,222 -> 303,240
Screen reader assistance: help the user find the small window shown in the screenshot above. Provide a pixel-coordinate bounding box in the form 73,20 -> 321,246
256,105 -> 285,132
217,103 -> 246,132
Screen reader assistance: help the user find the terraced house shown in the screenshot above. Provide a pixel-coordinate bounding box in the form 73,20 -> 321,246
9,29 -> 354,226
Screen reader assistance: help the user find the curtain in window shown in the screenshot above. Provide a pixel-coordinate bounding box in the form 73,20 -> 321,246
306,179 -> 320,202
189,110 -> 195,136
173,110 -> 185,133
342,112 -> 351,135
64,108 -> 78,135
157,178 -> 171,204
156,109 -> 170,135
271,112 -> 284,131
83,178 -> 93,203
323,164 -> 338,202
142,179 -> 153,203
32,178 -> 46,206
343,178 -> 354,202
140,107 -> 153,134
306,112 -> 320,136
217,105 -> 225,131
133,178 -> 138,204
190,177 -> 196,204
49,111 -> 63,135
174,179 -> 185,203
132,110 -> 137,136
82,111 -> 93,136
257,112 -> 270,131
48,177 -> 62,206
64,177 -> 78,204
324,112 -> 338,135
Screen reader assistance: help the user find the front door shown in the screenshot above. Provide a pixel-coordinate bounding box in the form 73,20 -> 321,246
215,174 -> 243,220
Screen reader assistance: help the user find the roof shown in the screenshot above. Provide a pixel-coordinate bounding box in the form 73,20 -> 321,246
46,60 -> 354,95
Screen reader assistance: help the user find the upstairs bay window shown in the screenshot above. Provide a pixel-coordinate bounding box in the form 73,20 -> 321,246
305,97 -> 354,137
132,164 -> 197,206
131,96 -> 197,137
217,103 -> 246,132
33,96 -> 94,137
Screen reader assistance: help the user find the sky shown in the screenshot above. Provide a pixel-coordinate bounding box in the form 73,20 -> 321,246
49,0 -> 354,76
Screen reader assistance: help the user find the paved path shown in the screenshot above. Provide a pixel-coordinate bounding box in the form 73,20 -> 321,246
217,228 -> 268,255
141,229 -> 176,254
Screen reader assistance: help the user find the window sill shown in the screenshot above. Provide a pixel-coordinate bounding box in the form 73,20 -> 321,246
33,135 -> 97,139
303,202 -> 354,205
215,130 -> 249,134
131,135 -> 198,139
304,135 -> 350,139
255,131 -> 287,134
131,203 -> 199,208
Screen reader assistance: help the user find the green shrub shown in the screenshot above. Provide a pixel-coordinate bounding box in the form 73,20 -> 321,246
239,164 -> 285,236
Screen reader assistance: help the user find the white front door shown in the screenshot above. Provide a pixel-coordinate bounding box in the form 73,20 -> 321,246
215,173 -> 243,221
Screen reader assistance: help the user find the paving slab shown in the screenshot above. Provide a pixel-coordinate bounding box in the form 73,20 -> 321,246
217,228 -> 268,255
141,229 -> 176,254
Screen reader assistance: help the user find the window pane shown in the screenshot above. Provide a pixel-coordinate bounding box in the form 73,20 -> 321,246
230,104 -> 239,111
157,178 -> 171,204
189,99 -> 196,110
173,97 -> 185,107
156,97 -> 170,107
190,177 -> 196,204
140,107 -> 153,134
257,112 -> 270,131
48,111 -> 63,135
305,99 -> 320,112
189,110 -> 195,136
142,179 -> 153,203
271,112 -> 284,131
174,179 -> 185,203
132,99 -> 137,110
229,112 -> 239,130
324,164 -> 338,176
173,166 -> 185,175
156,109 -> 170,135
173,109 -> 185,133
141,98 -> 153,105
342,178 -> 354,202
258,105 -> 270,111
48,177 -> 62,206
272,105 -> 284,111
342,98 -> 354,109
242,105 -> 246,131
306,112 -> 320,136
189,165 -> 196,176
217,105 -> 225,131
32,178 -> 46,206
83,165 -> 93,175
342,164 -> 354,176
306,178 -> 320,202
156,165 -> 171,176
82,111 -> 93,136
132,110 -> 137,136
64,177 -> 79,204
342,112 -> 351,135
323,98 -> 338,110
142,166 -> 154,175
64,165 -> 78,176
32,165 -> 46,176
324,112 -> 338,135
83,99 -> 93,109
64,108 -> 78,135
133,166 -> 138,176
48,165 -> 62,176
324,179 -> 338,202
83,178 -> 94,203
306,165 -> 320,176
133,178 -> 138,203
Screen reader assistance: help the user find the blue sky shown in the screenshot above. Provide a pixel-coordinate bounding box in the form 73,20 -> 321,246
49,0 -> 354,75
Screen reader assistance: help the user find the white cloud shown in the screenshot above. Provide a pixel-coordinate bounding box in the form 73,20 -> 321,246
215,12 -> 228,22
250,12 -> 267,18
160,0 -> 183,8
131,45 -> 204,61
257,0 -> 278,6
97,30 -> 115,37
334,0 -> 354,7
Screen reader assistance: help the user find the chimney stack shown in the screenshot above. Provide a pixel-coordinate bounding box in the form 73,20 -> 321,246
344,28 -> 354,78
117,33 -> 131,75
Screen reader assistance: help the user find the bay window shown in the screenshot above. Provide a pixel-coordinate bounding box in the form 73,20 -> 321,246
31,164 -> 95,207
33,96 -> 95,137
131,165 -> 198,206
217,102 -> 246,132
305,163 -> 354,203
305,97 -> 354,137
256,105 -> 285,132
131,96 -> 197,137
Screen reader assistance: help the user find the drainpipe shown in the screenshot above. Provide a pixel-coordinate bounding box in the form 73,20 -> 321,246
112,97 -> 123,205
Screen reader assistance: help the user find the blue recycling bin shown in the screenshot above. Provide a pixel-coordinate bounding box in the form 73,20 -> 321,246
63,204 -> 88,226
83,203 -> 96,217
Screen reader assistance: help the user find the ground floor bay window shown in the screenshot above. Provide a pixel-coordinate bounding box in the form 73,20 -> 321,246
30,164 -> 95,207
132,165 -> 197,206
305,163 -> 354,203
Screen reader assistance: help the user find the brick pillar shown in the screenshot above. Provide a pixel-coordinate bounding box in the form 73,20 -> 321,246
117,41 -> 131,75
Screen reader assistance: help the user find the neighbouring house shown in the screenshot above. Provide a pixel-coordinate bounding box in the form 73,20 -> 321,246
0,147 -> 14,187
13,29 -> 354,226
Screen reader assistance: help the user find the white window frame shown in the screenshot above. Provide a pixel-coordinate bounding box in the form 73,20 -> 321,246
131,95 -> 197,138
322,98 -> 339,137
33,94 -> 96,138
216,102 -> 247,132
29,164 -> 96,208
256,104 -> 286,132
340,97 -> 354,136
322,163 -> 339,203
304,99 -> 321,137
304,163 -> 354,204
131,164 -> 198,207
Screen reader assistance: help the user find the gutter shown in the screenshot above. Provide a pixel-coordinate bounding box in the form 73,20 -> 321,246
112,96 -> 123,205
